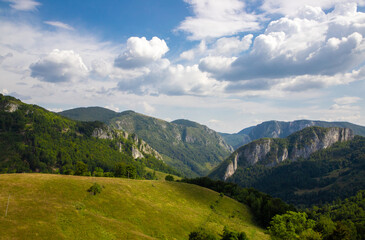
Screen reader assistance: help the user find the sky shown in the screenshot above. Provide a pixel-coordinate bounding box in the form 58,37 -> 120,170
1,0 -> 365,133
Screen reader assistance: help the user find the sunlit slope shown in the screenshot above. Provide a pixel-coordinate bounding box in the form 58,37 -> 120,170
0,174 -> 268,240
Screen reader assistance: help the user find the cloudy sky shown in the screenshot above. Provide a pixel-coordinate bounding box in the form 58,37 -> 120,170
1,0 -> 365,133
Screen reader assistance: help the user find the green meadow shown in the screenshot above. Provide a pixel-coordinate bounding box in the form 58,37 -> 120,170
0,174 -> 269,240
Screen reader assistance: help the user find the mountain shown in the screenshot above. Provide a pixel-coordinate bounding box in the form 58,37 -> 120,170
60,107 -> 233,178
0,94 -> 177,177
210,126 -> 365,206
109,112 -> 233,177
221,120 -> 365,150
59,106 -> 118,122
0,173 -> 269,240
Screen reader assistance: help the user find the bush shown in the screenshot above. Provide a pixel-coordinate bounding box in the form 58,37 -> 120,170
87,183 -> 103,195
165,175 -> 174,181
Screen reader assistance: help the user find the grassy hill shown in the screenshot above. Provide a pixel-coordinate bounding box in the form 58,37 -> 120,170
59,107 -> 118,123
0,174 -> 269,240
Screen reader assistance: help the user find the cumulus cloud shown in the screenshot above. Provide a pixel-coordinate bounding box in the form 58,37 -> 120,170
44,21 -> 74,31
117,63 -> 226,96
177,0 -> 261,40
194,3 -> 365,94
114,36 -> 169,69
4,0 -> 40,11
30,49 -> 88,83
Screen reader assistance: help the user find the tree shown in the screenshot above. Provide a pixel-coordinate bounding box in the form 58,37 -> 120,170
268,211 -> 318,240
221,227 -> 248,240
74,161 -> 90,176
165,175 -> 174,181
189,229 -> 217,240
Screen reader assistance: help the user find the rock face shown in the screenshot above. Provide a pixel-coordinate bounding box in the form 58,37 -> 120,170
211,127 -> 355,181
92,127 -> 162,160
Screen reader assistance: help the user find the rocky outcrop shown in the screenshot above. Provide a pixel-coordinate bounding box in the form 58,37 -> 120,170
92,127 -> 162,160
4,103 -> 19,113
220,127 -> 354,180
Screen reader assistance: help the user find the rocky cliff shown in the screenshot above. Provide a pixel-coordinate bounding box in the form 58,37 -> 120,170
210,127 -> 354,180
92,127 -> 162,160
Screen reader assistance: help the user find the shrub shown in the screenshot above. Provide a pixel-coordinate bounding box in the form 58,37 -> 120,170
87,183 -> 103,195
165,175 -> 174,181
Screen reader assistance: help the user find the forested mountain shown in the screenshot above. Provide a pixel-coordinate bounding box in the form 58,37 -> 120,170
221,120 -> 365,150
0,94 -> 177,177
210,126 -> 365,206
60,107 -> 233,177
60,106 -> 118,122
108,112 -> 233,177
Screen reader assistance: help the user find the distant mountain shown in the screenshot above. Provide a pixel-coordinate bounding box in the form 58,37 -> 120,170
0,94 -> 176,176
220,120 -> 365,150
59,106 -> 118,122
210,126 -> 365,206
59,107 -> 233,177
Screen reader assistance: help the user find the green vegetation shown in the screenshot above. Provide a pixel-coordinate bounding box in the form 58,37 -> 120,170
0,94 -> 177,178
267,190 -> 365,239
0,174 -> 269,239
165,174 -> 174,181
189,227 -> 248,240
221,136 -> 365,206
87,183 -> 103,195
60,107 -> 233,177
181,177 -> 295,228
107,112 -> 233,177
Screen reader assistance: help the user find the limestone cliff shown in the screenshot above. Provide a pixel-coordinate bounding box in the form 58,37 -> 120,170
209,127 -> 354,180
92,127 -> 162,160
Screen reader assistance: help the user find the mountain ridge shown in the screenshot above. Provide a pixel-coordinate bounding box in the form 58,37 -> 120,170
221,119 -> 365,150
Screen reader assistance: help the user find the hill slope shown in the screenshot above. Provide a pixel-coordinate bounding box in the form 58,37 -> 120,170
0,94 -> 176,177
221,120 -> 365,150
0,174 -> 269,240
210,127 -> 365,206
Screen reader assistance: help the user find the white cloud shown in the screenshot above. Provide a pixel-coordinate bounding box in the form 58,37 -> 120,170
30,49 -> 88,83
114,36 -> 169,69
333,96 -> 361,104
177,0 -> 261,40
212,34 -> 253,56
104,104 -> 120,112
44,21 -> 74,31
194,3 -> 365,95
4,0 -> 40,11
260,0 -> 365,16
180,40 -> 206,60
117,63 -> 226,96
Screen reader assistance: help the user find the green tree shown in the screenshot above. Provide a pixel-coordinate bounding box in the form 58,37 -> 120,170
189,228 -> 217,240
74,161 -> 89,176
221,227 -> 248,240
165,175 -> 174,181
268,211 -> 317,240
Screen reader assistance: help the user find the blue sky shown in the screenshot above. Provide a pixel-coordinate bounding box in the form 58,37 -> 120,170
1,0 -> 365,133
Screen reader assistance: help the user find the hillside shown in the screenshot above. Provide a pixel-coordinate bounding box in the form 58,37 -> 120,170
0,174 -> 269,240
0,94 -> 177,177
60,107 -> 233,177
210,127 -> 365,206
221,120 -> 365,150
59,107 -> 118,123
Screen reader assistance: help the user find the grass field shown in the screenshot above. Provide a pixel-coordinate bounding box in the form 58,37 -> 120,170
0,174 -> 269,240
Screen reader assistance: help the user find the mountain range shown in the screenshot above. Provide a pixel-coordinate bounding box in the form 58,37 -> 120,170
220,120 -> 365,150
210,126 -> 365,206
60,107 -> 233,177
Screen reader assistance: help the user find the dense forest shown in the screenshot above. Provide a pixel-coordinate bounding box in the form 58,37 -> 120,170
183,177 -> 365,239
0,94 -> 178,178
